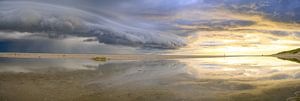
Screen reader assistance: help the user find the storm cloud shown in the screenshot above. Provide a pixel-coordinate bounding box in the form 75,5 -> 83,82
0,0 -> 299,54
0,1 -> 186,49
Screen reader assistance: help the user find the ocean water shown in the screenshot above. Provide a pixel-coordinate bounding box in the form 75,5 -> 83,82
0,57 -> 299,101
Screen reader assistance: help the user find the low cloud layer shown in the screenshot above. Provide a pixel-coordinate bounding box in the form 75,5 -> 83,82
0,1 -> 186,49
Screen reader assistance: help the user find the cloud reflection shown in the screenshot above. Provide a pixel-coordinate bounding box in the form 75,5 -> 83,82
0,57 -> 299,100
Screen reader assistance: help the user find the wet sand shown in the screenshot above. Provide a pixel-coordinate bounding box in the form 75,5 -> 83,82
1,71 -> 300,101
274,54 -> 300,63
275,53 -> 300,59
0,55 -> 299,101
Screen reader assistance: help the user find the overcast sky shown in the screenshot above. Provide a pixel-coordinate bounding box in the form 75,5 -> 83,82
0,0 -> 299,55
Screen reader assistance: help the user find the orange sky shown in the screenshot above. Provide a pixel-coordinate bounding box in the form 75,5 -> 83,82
162,9 -> 300,55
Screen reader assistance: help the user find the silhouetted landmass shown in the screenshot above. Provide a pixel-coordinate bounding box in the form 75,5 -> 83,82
277,57 -> 300,64
276,48 -> 300,55
274,48 -> 300,64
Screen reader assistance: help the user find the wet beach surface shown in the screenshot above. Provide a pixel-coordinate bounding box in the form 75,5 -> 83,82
0,57 -> 300,101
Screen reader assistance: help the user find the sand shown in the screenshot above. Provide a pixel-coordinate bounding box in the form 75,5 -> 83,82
0,54 -> 299,101
1,70 -> 299,101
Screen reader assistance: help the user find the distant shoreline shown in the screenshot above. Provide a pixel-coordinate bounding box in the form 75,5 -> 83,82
272,48 -> 300,63
0,52 -> 269,60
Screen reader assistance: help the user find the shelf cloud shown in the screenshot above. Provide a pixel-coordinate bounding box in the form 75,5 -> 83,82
0,1 -> 186,49
0,0 -> 299,54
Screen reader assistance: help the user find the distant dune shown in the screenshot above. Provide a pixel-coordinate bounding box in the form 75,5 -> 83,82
276,48 -> 300,55
274,48 -> 300,63
274,48 -> 300,57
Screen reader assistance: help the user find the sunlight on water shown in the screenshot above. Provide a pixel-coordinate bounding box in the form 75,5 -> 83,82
0,57 -> 299,101
181,57 -> 300,79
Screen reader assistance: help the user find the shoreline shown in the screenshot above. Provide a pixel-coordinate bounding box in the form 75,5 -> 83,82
0,52 -> 268,60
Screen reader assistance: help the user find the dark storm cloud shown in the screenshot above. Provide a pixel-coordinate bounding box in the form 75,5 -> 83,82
109,0 -> 200,15
11,0 -> 201,16
0,1 -> 186,49
25,0 -> 300,24
0,0 -> 299,53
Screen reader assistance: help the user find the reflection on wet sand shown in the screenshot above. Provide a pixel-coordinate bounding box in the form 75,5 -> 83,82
278,57 -> 300,64
0,57 -> 299,101
286,91 -> 300,101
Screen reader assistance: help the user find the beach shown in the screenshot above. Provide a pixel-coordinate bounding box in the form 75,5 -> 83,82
0,57 -> 299,101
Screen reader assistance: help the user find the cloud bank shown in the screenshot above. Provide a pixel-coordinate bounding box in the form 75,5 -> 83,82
0,1 -> 186,49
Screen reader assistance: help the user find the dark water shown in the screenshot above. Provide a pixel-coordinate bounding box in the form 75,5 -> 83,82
0,57 -> 299,101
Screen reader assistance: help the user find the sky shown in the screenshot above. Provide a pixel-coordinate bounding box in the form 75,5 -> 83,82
0,0 -> 299,55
